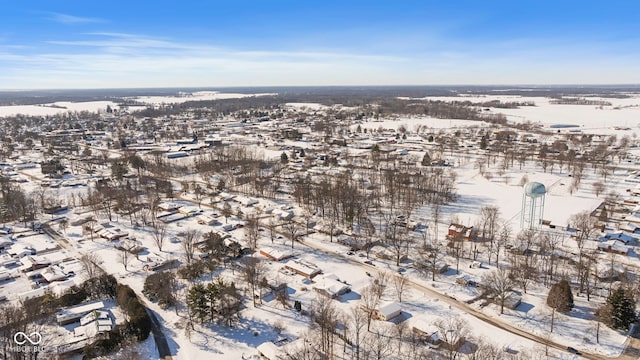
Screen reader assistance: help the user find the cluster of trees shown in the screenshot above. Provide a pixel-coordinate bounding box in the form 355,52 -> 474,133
550,97 -> 612,106
186,278 -> 242,327
143,271 -> 178,309
376,98 -> 508,124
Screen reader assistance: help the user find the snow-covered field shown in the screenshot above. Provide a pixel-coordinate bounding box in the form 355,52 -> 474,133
423,94 -> 640,134
0,101 -> 121,117
129,91 -> 276,105
0,91 -> 277,117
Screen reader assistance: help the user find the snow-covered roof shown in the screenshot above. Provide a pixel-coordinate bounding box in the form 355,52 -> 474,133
256,341 -> 280,359
378,301 -> 402,318
259,247 -> 294,261
41,265 -> 66,282
313,274 -> 350,298
56,300 -> 106,324
600,231 -> 637,244
80,310 -> 110,326
284,259 -> 321,278
598,240 -> 630,254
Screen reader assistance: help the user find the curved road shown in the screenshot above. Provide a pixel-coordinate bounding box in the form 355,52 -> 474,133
145,307 -> 173,360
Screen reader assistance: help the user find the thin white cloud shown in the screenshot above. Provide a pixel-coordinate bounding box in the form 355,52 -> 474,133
44,32 -> 406,63
2,31 -> 640,88
48,12 -> 106,25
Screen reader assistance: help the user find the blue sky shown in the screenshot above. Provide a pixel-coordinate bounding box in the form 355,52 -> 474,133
1,1 -> 639,89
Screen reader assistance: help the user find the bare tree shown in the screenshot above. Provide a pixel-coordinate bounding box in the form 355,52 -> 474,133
222,201 -> 232,223
593,181 -> 606,198
392,274 -> 408,302
360,285 -> 379,331
80,253 -> 103,278
181,230 -> 199,266
434,316 -> 468,360
349,306 -> 367,360
385,219 -> 413,266
569,211 -> 599,250
419,238 -> 444,281
569,211 -> 599,293
268,218 -> 277,244
151,221 -> 167,252
244,214 -> 260,250
467,337 -> 503,360
241,256 -> 266,307
393,321 -> 409,357
58,218 -> 69,234
482,268 -> 514,315
365,325 -> 393,360
119,248 -> 129,271
373,271 -> 390,300
310,294 -> 340,358
479,206 -> 500,262
510,254 -> 537,294
284,220 -> 300,249
494,225 -> 511,267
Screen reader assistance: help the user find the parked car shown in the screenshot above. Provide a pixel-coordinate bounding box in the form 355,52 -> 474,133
363,260 -> 375,266
567,347 -> 581,355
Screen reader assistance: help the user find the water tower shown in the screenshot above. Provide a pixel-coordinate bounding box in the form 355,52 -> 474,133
521,182 -> 546,230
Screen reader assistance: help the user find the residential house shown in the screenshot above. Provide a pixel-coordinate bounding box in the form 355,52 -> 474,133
284,259 -> 321,278
259,247 -> 294,262
597,240 -> 630,255
447,224 -> 477,241
312,273 -> 350,299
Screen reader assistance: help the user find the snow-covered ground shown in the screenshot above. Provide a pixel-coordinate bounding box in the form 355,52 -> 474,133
2,94 -> 639,359
129,91 -> 276,105
0,91 -> 277,117
0,101 -> 121,117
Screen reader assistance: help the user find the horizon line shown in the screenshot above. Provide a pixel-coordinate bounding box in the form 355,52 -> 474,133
2,83 -> 640,92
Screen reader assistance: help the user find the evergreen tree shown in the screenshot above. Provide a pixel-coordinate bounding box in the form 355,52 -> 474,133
206,282 -> 220,322
480,135 -> 488,150
547,279 -> 574,313
605,287 -> 636,330
187,284 -> 208,323
280,152 -> 289,164
421,152 -> 432,166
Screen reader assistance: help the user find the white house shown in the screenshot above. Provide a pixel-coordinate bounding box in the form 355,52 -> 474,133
373,301 -> 402,321
74,310 -> 113,338
40,265 -> 67,283
313,273 -> 350,299
196,214 -> 218,225
56,300 -> 106,325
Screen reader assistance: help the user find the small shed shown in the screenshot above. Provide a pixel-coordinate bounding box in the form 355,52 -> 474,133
374,301 -> 402,321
